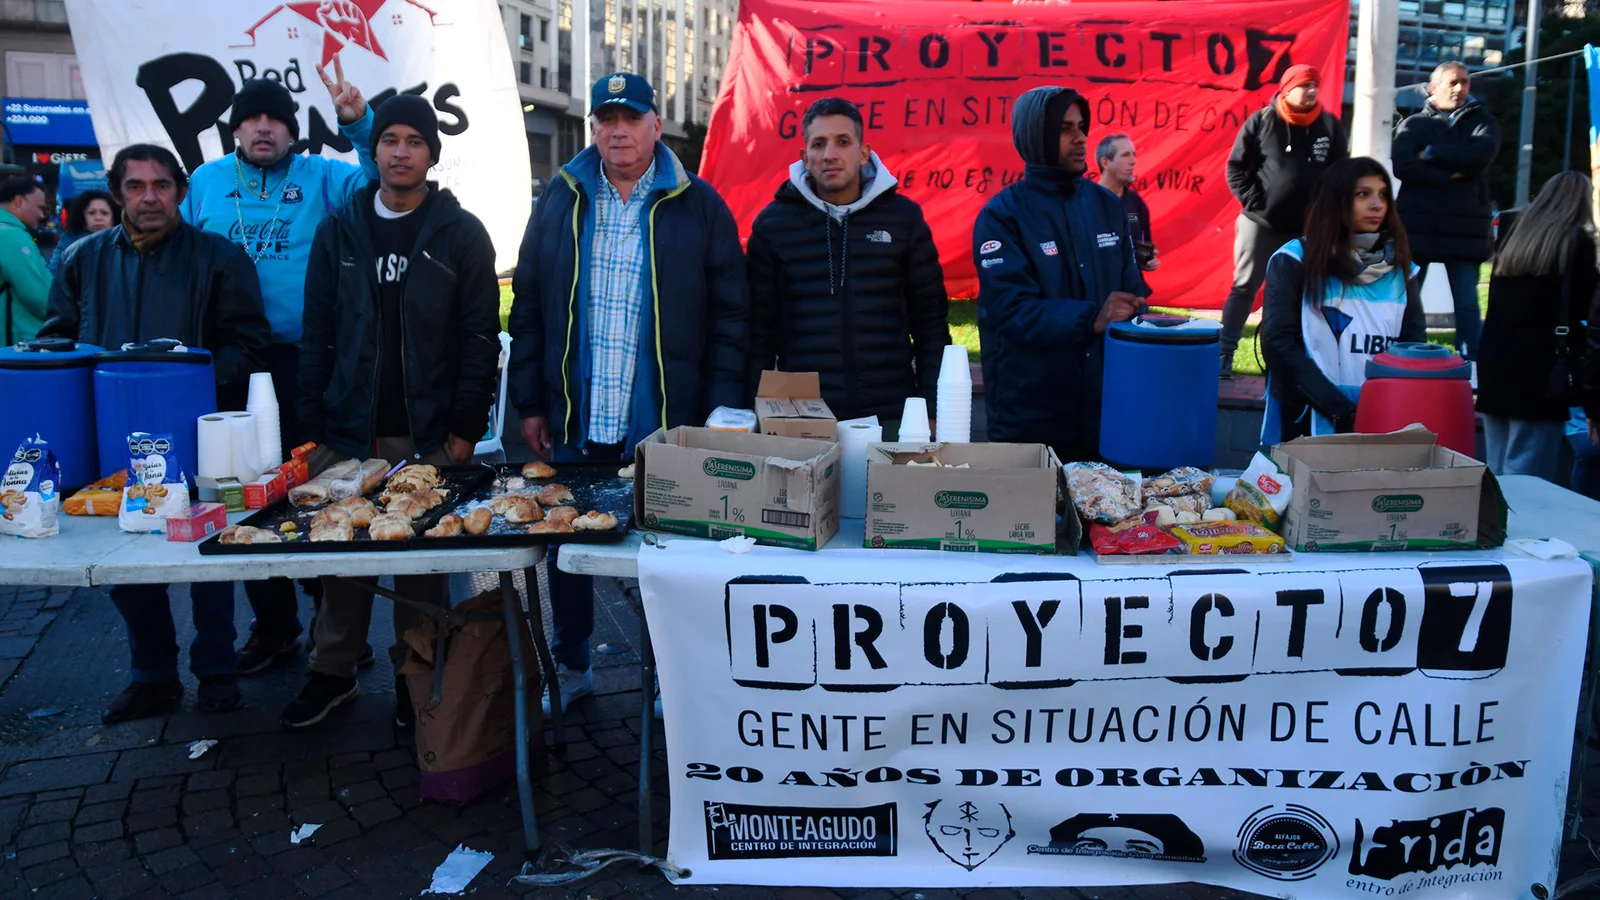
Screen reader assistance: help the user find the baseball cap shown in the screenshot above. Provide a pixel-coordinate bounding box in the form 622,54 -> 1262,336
590,72 -> 657,116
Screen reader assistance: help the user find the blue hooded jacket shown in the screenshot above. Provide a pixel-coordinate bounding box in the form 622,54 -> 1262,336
181,108 -> 377,345
973,86 -> 1145,459
507,142 -> 749,453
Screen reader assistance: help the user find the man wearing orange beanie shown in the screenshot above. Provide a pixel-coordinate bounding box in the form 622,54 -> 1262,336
1219,64 -> 1349,376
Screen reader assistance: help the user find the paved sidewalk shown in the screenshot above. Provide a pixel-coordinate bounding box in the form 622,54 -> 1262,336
0,578 -> 1594,899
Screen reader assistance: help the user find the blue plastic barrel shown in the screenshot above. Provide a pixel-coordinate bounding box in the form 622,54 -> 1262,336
0,338 -> 105,490
93,344 -> 216,484
1100,315 -> 1221,470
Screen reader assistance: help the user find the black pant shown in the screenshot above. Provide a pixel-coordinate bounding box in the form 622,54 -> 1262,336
243,342 -> 309,640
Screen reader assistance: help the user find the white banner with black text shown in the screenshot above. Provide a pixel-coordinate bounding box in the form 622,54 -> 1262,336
640,543 -> 1595,895
62,0 -> 530,271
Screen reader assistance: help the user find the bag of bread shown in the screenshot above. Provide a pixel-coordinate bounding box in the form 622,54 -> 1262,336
1064,462 -> 1142,525
0,435 -> 62,538
1224,452 -> 1294,530
64,469 -> 128,516
119,432 -> 192,533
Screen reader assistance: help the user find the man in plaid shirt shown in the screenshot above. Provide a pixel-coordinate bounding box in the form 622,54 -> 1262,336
509,73 -> 749,714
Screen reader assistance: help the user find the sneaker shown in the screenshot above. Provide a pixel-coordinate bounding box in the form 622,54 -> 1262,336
281,673 -> 360,728
235,632 -> 301,675
1220,352 -> 1235,380
198,675 -> 243,713
395,675 -> 414,729
540,665 -> 593,715
102,682 -> 182,725
357,643 -> 375,669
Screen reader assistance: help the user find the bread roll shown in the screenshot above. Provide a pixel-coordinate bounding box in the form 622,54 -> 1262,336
463,507 -> 492,535
521,461 -> 557,479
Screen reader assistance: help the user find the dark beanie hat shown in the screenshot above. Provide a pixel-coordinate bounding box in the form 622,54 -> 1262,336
1042,90 -> 1085,167
229,79 -> 299,140
370,94 -> 441,162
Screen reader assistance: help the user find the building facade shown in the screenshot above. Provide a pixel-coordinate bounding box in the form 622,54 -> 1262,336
1344,0 -> 1515,112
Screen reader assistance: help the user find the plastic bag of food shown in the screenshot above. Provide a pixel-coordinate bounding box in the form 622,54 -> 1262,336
1144,492 -> 1209,518
64,469 -> 128,516
1224,452 -> 1294,530
1064,462 -> 1142,525
1143,467 -> 1215,498
0,435 -> 62,538
119,432 -> 191,533
329,458 -> 391,502
706,407 -> 758,433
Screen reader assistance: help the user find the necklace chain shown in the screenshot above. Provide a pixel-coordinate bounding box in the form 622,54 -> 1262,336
233,155 -> 290,265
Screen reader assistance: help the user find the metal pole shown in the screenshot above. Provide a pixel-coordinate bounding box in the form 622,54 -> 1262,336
1514,0 -> 1541,206
577,0 -> 592,146
674,0 -> 686,123
1564,54 -> 1576,170
1351,0 -> 1401,171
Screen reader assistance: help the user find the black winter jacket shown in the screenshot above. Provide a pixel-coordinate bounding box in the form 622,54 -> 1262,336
746,160 -> 950,421
1392,98 -> 1501,262
1477,211 -> 1598,421
973,87 -> 1145,461
1587,273 -> 1600,425
42,223 -> 269,399
298,185 -> 502,460
508,143 -> 749,451
1226,104 -> 1349,234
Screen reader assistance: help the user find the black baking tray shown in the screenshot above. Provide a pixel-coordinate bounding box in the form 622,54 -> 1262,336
198,464 -> 495,555
408,460 -> 633,548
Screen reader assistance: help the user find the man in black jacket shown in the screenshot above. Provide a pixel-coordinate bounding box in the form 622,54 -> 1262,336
281,95 -> 500,728
1392,61 -> 1500,361
509,73 -> 747,715
747,97 -> 949,427
42,144 -> 270,724
1220,65 -> 1348,376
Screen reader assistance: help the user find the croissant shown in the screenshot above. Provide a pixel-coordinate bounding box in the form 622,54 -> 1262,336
464,507 -> 493,535
521,461 -> 557,479
543,506 -> 579,525
573,510 -> 619,531
424,514 -> 464,538
535,484 -> 574,506
368,513 -> 412,541
505,498 -> 544,524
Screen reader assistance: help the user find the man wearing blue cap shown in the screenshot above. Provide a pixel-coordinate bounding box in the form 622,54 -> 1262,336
180,58 -> 380,676
509,73 -> 748,715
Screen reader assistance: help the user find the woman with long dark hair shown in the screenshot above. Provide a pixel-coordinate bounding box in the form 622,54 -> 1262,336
1477,171 -> 1597,480
48,189 -> 117,272
1259,157 -> 1427,442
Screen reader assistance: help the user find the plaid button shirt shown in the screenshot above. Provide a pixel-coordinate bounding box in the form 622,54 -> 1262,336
586,160 -> 656,445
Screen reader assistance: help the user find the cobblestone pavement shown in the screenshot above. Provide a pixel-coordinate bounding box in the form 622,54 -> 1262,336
0,579 -> 1595,899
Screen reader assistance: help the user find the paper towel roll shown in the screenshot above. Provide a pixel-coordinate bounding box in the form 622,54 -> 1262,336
224,411 -> 263,481
196,415 -> 234,479
838,419 -> 882,519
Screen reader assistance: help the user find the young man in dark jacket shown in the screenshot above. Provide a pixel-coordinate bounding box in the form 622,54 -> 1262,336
509,73 -> 748,713
746,97 -> 949,427
1219,65 -> 1348,375
281,95 -> 500,728
42,144 -> 271,724
972,86 -> 1145,462
1392,61 -> 1500,361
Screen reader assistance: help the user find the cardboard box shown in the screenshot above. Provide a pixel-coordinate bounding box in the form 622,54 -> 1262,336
278,457 -> 310,489
166,502 -> 227,542
634,427 -> 840,550
1272,428 -> 1507,552
244,472 -> 286,509
865,443 -> 1063,553
754,371 -> 837,440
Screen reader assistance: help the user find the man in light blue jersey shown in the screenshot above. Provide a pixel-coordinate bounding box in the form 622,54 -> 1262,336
181,57 -> 379,675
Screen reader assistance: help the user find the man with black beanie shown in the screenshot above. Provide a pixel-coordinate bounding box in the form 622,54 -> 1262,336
180,58 -> 380,676
282,93 -> 500,729
971,85 -> 1145,461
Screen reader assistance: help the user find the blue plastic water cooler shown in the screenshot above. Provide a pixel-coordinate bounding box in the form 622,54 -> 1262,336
0,338 -> 105,490
93,343 -> 216,483
1099,315 -> 1221,470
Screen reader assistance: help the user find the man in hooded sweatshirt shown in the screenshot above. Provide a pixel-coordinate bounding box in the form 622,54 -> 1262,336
1219,64 -> 1348,376
973,86 -> 1145,462
746,97 -> 949,429
1392,61 -> 1499,361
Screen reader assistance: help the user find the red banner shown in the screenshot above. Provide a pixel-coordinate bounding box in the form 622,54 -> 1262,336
700,0 -> 1350,306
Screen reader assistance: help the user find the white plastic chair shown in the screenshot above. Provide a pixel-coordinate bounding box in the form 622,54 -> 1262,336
475,331 -> 513,457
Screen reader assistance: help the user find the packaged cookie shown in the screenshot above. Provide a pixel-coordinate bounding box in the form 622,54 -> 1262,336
120,432 -> 192,533
0,435 -> 61,538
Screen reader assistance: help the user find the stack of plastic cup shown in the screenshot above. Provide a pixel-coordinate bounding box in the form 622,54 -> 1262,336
936,345 -> 972,443
246,371 -> 283,471
899,397 -> 931,442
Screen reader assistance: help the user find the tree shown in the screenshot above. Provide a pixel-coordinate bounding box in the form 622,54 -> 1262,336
1480,10 -> 1600,209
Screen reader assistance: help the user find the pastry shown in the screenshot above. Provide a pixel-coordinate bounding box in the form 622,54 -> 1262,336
505,497 -> 544,524
342,500 -> 378,529
310,521 -> 354,542
572,510 -> 619,531
543,505 -> 579,525
312,506 -> 352,529
290,459 -> 360,509
490,493 -> 539,515
330,458 -> 392,502
218,524 -> 281,545
535,484 -> 574,506
528,519 -> 573,534
368,513 -> 412,541
521,461 -> 557,479
388,496 -> 431,520
424,514 -> 464,538
502,476 -> 527,492
617,465 -> 635,479
463,507 -> 492,535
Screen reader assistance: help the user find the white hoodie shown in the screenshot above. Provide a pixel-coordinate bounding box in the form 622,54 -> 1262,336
786,151 -> 898,222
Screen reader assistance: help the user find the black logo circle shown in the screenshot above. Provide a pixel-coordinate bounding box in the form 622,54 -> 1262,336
1233,805 -> 1338,881
1531,885 -> 1549,900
